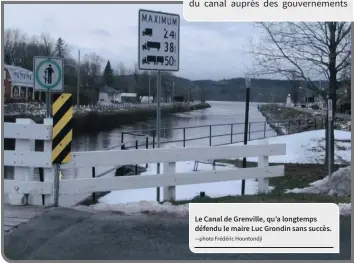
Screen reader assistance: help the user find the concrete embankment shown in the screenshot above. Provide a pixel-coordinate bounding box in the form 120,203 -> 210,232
257,104 -> 325,135
4,102 -> 211,135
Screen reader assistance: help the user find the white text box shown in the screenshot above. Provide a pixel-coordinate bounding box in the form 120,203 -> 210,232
183,0 -> 353,22
189,203 -> 339,253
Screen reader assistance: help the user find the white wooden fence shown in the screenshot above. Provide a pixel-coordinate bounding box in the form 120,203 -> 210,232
4,118 -> 286,207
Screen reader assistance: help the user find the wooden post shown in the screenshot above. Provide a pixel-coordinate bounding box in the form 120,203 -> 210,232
135,140 -> 138,175
121,132 -> 124,144
162,162 -> 176,202
43,118 -> 55,206
257,140 -> 270,194
145,137 -> 149,168
152,130 -> 156,149
209,125 -> 212,146
263,121 -> 266,138
92,167 -> 96,202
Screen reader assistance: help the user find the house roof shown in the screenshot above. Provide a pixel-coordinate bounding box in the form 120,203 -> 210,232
5,64 -> 33,87
100,85 -> 119,93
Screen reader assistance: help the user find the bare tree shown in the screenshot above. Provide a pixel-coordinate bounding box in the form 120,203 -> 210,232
290,71 -> 300,106
40,33 -> 55,56
4,28 -> 25,65
251,22 -> 351,168
116,61 -> 128,76
132,63 -> 150,101
79,52 -> 104,103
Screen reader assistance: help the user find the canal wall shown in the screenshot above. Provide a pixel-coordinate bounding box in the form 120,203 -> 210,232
257,104 -> 325,135
4,102 -> 211,136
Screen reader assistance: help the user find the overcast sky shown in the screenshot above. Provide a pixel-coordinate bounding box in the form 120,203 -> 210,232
4,3 -> 264,80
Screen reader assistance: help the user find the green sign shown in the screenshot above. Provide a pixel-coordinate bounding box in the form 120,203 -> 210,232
35,59 -> 62,90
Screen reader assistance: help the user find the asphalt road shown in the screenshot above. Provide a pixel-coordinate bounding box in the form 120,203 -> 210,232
3,208 -> 351,260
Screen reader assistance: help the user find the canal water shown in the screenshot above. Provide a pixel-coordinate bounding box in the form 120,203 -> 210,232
59,101 -> 277,206
72,101 -> 277,151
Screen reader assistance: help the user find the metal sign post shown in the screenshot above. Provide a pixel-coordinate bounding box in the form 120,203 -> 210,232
33,56 -> 64,207
327,96 -> 333,177
138,9 -> 180,202
156,70 -> 161,202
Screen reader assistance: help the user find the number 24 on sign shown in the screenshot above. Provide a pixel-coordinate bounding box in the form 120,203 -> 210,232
164,29 -> 177,39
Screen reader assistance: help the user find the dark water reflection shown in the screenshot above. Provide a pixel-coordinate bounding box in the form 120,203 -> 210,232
72,101 -> 277,151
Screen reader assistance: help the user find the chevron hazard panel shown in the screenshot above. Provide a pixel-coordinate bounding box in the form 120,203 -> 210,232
52,93 -> 73,164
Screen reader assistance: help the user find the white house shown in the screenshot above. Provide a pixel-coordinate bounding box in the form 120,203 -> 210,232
4,64 -> 43,100
115,93 -> 137,103
98,85 -> 138,104
98,85 -> 120,105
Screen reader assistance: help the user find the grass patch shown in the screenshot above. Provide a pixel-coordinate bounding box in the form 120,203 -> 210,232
171,160 -> 350,205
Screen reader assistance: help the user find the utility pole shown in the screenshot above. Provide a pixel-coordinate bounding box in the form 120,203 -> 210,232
77,49 -> 81,106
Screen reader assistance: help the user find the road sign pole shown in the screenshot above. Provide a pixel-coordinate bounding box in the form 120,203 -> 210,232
138,9 -> 180,202
148,73 -> 151,104
51,93 -> 73,207
156,70 -> 161,202
46,91 -> 50,118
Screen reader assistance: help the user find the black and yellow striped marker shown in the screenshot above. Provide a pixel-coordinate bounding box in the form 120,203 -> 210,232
52,93 -> 73,164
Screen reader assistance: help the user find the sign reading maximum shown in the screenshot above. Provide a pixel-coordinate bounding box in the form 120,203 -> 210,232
138,9 -> 180,71
189,203 -> 340,254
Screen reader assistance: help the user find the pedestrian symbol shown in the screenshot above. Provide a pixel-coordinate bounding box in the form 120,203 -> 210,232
44,64 -> 55,84
33,56 -> 64,92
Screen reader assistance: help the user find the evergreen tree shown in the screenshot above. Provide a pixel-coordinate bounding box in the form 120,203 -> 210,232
103,60 -> 114,86
55,37 -> 67,58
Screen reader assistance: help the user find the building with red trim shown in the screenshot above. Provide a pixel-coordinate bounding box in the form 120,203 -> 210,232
4,64 -> 45,101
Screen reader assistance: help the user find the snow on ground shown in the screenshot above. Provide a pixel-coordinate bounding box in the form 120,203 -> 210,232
285,166 -> 351,216
93,129 -> 351,216
232,129 -> 351,164
286,166 -> 351,196
98,161 -> 258,205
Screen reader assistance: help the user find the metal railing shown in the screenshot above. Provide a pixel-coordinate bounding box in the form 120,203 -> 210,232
88,116 -> 350,203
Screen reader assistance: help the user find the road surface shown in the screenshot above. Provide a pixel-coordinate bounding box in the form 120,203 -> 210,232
3,208 -> 351,260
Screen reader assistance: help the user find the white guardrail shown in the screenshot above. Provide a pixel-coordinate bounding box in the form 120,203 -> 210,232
4,118 -> 286,207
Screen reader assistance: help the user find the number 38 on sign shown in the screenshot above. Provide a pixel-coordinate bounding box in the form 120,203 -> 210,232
138,9 -> 180,72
